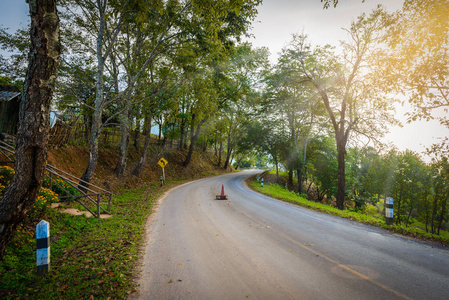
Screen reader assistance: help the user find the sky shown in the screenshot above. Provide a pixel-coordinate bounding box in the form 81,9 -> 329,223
245,0 -> 449,159
0,0 -> 448,159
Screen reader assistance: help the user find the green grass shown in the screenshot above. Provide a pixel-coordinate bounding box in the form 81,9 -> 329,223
250,181 -> 449,246
0,180 -> 186,299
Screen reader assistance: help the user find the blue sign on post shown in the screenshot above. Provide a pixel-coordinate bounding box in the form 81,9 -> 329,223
36,220 -> 50,275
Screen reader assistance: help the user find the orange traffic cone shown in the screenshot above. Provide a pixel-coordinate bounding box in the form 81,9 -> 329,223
221,184 -> 225,196
216,184 -> 228,200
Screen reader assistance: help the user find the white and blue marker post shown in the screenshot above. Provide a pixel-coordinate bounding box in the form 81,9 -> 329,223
36,220 -> 50,275
385,197 -> 394,225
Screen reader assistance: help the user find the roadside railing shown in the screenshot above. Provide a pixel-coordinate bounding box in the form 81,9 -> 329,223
0,140 -> 112,218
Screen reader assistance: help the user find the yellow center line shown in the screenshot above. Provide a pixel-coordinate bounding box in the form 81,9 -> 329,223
242,211 -> 411,300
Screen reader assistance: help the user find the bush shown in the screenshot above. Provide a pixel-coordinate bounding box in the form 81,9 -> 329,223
43,176 -> 79,198
0,165 -> 15,182
0,166 -> 60,218
0,166 -> 15,195
299,193 -> 308,199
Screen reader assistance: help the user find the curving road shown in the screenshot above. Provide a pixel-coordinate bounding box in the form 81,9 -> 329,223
133,170 -> 449,299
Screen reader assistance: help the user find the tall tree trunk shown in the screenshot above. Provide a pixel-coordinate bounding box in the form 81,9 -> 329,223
437,195 -> 447,235
288,167 -> 293,187
162,123 -> 167,147
114,105 -> 130,177
217,139 -> 223,167
133,103 -> 141,150
81,112 -> 101,186
179,119 -> 185,150
275,158 -> 279,180
158,122 -> 162,141
430,194 -> 438,234
224,127 -> 233,169
132,114 -> 152,176
84,115 -> 91,144
80,1 -> 108,185
335,135 -> 346,210
406,202 -> 414,227
184,115 -> 206,167
297,169 -> 303,194
0,0 -> 60,259
214,134 -> 218,156
396,183 -> 403,225
224,148 -> 232,169
224,146 -> 232,170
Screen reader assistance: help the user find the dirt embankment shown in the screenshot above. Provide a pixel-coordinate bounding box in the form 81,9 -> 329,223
46,145 -> 231,193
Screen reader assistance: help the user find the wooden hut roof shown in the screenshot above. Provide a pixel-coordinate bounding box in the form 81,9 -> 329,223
0,85 -> 21,102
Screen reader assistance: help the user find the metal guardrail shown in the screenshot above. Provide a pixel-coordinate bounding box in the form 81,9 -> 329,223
0,140 -> 15,165
0,140 -> 112,218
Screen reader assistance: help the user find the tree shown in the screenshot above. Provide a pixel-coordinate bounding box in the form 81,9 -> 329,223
391,151 -> 427,225
219,44 -> 269,169
265,40 -> 327,192
0,0 -> 60,259
0,26 -> 29,85
308,136 -> 338,203
425,140 -> 449,234
321,0 -> 365,9
386,0 -> 449,128
60,0 -> 262,181
291,9 -> 396,209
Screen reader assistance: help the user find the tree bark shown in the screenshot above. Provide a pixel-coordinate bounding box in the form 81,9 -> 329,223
336,135 -> 346,210
183,114 -> 206,167
133,104 -> 141,150
288,167 -> 293,188
214,134 -> 218,156
275,158 -> 279,180
224,139 -> 232,170
396,183 -> 403,225
179,119 -> 185,150
437,195 -> 447,235
297,169 -> 303,194
430,194 -> 438,234
80,1 -> 107,186
114,104 -> 130,177
0,0 -> 60,259
132,114 -> 152,176
217,139 -> 223,167
81,0 -> 123,185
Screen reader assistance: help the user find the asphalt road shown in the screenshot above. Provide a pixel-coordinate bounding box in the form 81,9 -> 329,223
133,170 -> 449,300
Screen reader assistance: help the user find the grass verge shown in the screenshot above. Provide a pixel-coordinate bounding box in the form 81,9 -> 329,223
249,180 -> 449,246
0,179 -> 187,299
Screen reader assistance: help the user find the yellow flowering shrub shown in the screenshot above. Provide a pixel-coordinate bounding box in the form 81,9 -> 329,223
0,166 -> 59,217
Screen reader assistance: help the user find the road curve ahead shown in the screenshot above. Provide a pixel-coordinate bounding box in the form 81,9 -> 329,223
134,170 -> 449,300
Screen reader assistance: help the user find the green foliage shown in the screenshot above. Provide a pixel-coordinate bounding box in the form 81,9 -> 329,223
0,166 -> 15,188
386,0 -> 449,128
250,180 -> 449,245
0,167 -> 60,219
42,176 -> 80,199
308,137 -> 337,202
0,182 -> 168,299
0,25 -> 29,81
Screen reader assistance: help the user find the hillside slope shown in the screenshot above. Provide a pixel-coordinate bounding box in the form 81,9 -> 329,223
46,144 -> 232,193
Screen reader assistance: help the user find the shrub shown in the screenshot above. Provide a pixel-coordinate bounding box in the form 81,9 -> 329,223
43,176 -> 79,198
28,187 -> 59,218
0,165 -> 15,182
0,166 -> 15,196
